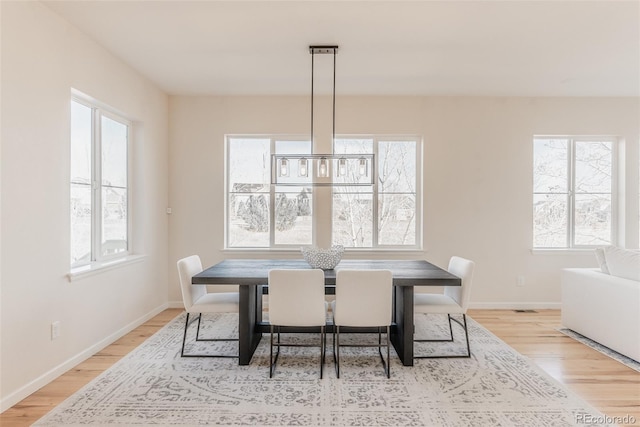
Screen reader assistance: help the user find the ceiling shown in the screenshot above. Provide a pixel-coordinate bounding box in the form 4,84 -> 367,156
44,1 -> 640,97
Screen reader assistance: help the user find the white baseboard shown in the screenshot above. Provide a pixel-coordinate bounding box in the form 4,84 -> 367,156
469,302 -> 562,310
169,300 -> 561,310
161,301 -> 563,312
170,300 -> 560,311
0,303 -> 170,413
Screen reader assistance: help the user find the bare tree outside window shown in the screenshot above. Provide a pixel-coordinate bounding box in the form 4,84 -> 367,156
333,138 -> 419,248
333,139 -> 374,247
378,141 -> 416,246
533,137 -> 614,248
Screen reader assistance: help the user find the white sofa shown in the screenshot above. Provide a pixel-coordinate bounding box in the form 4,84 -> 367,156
561,253 -> 640,362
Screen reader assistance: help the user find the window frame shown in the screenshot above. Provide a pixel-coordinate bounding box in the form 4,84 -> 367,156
225,135 -> 315,249
331,135 -> 423,250
533,135 -> 618,250
224,134 -> 423,251
70,94 -> 132,268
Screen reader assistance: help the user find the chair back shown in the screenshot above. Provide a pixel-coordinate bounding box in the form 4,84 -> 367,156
444,256 -> 475,312
334,269 -> 393,327
268,269 -> 326,327
177,255 -> 207,311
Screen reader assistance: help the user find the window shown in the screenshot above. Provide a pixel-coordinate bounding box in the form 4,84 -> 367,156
333,137 -> 420,248
70,97 -> 130,267
226,136 -> 313,248
533,136 -> 616,249
225,135 -> 421,250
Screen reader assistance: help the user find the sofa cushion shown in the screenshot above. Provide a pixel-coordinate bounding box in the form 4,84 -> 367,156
594,247 -> 609,274
603,246 -> 640,281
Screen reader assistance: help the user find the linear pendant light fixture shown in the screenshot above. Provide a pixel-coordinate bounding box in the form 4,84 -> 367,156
271,45 -> 374,186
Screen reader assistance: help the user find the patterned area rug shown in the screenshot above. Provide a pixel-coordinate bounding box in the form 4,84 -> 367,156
559,328 -> 640,373
34,313 -> 609,426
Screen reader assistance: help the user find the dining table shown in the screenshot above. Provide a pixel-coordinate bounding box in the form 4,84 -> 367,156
192,259 -> 461,366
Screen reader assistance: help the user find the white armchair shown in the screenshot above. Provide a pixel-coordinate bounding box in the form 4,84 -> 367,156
331,269 -> 393,378
177,255 -> 239,358
268,269 -> 328,378
414,256 -> 475,358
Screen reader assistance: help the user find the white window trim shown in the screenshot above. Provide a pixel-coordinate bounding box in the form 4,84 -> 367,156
225,135 -> 314,250
68,254 -> 146,282
533,135 -> 618,250
332,135 -> 423,250
530,248 -> 599,255
70,90 -> 133,270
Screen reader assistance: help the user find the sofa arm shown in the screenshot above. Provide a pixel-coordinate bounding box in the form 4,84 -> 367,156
561,268 -> 640,362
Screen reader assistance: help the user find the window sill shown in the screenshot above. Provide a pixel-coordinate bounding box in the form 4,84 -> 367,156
68,254 -> 147,282
530,248 -> 597,255
222,248 -> 302,254
222,248 -> 425,256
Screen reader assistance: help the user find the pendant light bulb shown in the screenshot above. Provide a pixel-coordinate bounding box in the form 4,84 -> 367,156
279,157 -> 289,177
298,157 -> 308,177
358,157 -> 368,176
318,157 -> 329,178
338,157 -> 347,177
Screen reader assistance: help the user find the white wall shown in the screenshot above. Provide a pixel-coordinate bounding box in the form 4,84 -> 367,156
1,2 -> 169,409
168,95 -> 639,306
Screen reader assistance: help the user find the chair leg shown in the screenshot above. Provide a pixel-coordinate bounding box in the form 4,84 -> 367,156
375,326 -> 391,378
335,326 -> 341,379
461,314 -> 470,357
180,312 -> 191,357
195,312 -> 238,343
377,327 -> 385,371
447,314 -> 454,340
195,313 -> 203,340
320,326 -> 325,379
414,313 -> 454,343
181,312 -> 238,358
269,325 -> 282,378
332,326 -> 336,365
414,313 -> 471,359
386,325 -> 391,378
334,325 -> 391,379
269,325 -> 273,378
323,325 -> 327,368
269,325 -> 326,379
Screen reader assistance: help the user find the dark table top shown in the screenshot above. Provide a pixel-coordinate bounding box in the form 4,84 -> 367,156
192,259 -> 460,287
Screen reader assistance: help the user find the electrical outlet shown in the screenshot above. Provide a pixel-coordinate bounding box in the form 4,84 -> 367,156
51,321 -> 61,340
516,276 -> 525,287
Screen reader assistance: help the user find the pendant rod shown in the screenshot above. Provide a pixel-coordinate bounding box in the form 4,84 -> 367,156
308,46 -> 339,155
332,48 -> 336,149
310,49 -> 314,151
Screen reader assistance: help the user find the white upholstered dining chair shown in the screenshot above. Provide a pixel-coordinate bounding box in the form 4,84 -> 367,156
268,269 -> 328,378
331,269 -> 393,378
177,255 -> 239,358
414,256 -> 475,358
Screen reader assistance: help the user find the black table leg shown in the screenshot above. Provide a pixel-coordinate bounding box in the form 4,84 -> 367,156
238,284 -> 262,365
390,285 -> 414,366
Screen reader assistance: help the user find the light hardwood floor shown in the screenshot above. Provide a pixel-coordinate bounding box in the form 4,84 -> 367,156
469,310 -> 639,427
2,309 -> 638,426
